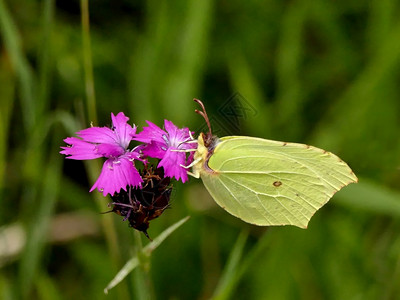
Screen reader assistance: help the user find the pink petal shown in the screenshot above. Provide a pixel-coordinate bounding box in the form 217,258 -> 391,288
141,141 -> 167,159
158,148 -> 188,183
77,127 -> 117,144
164,120 -> 179,140
133,120 -> 166,144
164,120 -> 192,148
111,112 -> 137,149
90,156 -> 143,196
60,137 -> 103,160
96,143 -> 125,157
126,148 -> 147,163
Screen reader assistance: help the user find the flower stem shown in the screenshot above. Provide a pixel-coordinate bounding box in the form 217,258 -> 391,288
85,161 -> 129,299
132,230 -> 154,300
80,1 -> 128,298
80,0 -> 97,124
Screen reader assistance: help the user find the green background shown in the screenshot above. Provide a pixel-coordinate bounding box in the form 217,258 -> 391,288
1,0 -> 400,299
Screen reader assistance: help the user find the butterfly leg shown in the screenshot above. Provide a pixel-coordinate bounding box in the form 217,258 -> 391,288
186,170 -> 200,178
170,148 -> 198,152
182,156 -> 202,169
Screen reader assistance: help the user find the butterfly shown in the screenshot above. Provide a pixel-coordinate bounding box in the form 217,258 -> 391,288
189,99 -> 357,228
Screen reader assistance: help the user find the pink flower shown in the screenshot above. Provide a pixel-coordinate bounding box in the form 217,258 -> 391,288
60,112 -> 143,196
134,120 -> 196,183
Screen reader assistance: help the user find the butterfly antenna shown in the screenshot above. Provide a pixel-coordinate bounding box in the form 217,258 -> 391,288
194,99 -> 212,137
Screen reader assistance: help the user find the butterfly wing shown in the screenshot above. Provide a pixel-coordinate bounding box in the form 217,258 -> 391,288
199,136 -> 357,228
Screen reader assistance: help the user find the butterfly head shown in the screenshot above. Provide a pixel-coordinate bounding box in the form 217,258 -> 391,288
191,99 -> 221,177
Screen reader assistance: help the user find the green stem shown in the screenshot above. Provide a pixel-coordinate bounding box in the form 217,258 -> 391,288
37,0 -> 54,116
80,0 -> 97,124
132,231 -> 154,300
79,1 -> 127,298
0,0 -> 35,129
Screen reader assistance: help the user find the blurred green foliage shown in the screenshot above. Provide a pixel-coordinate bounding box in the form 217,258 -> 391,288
1,0 -> 400,299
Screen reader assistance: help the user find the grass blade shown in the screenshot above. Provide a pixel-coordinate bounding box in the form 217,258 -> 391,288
104,216 -> 190,294
212,230 -> 248,300
335,178 -> 400,218
80,0 -> 97,124
19,139 -> 62,298
0,0 -> 35,129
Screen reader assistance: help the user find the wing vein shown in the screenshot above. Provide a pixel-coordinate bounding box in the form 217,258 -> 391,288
222,175 -> 307,225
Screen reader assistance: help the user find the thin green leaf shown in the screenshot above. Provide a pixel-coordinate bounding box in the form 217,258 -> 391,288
19,143 -> 62,298
0,0 -> 35,129
335,178 -> 400,218
104,216 -> 190,294
104,257 -> 139,295
214,230 -> 273,300
143,216 -> 190,255
212,230 -> 248,300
